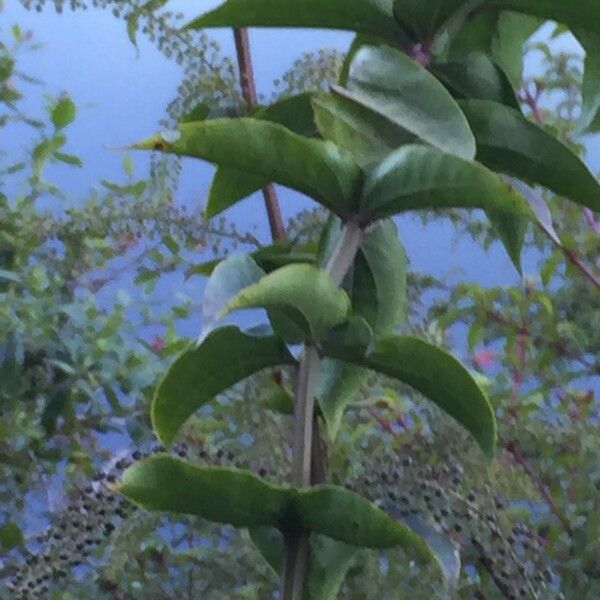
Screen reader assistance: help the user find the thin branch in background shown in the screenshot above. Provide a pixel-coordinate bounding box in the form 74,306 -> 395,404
233,27 -> 286,242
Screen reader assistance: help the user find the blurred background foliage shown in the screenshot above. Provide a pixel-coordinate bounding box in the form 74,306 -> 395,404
0,1 -> 599,598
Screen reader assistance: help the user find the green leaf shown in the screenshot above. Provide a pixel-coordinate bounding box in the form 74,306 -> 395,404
430,52 -> 519,108
134,119 -> 361,217
460,99 -> 600,213
126,0 -> 169,46
180,101 -> 210,123
185,0 -> 407,44
322,334 -> 497,456
51,97 -> 76,130
0,521 -> 23,551
221,264 -> 351,341
253,92 -> 319,138
259,377 -> 294,415
249,527 -> 357,600
392,0 -> 471,41
349,219 -> 408,335
448,10 -> 540,88
201,254 -> 265,328
306,536 -> 358,600
152,326 -> 295,444
120,458 -> 290,527
0,48 -> 14,81
207,169 -> 266,218
207,93 -> 318,217
119,457 -> 434,563
186,242 -> 316,278
55,152 -> 83,167
339,44 -> 475,160
577,31 -> 600,133
492,1 -> 600,35
316,358 -> 369,439
359,144 -> 530,268
312,92 -> 412,166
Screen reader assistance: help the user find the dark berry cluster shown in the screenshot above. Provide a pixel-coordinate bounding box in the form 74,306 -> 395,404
349,450 -> 563,600
3,439 -> 264,599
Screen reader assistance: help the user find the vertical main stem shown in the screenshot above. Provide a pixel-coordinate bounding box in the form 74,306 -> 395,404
233,27 -> 286,241
282,221 -> 364,600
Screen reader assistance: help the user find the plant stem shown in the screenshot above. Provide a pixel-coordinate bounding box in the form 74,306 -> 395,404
232,27 -> 286,241
282,220 -> 364,600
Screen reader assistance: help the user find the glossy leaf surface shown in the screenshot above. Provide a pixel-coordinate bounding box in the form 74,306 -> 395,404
339,44 -> 476,160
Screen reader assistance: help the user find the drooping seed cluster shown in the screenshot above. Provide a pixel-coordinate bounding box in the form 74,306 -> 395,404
348,450 -> 564,600
2,439 -> 270,599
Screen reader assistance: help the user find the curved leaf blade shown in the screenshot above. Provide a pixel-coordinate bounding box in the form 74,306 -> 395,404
222,264 -> 351,341
312,93 -> 413,166
430,52 -> 519,108
152,326 -> 295,444
360,144 -> 530,268
339,44 -> 476,160
120,457 -> 289,527
322,335 -> 497,456
133,119 -> 361,217
461,99 -> 600,213
185,0 -> 406,44
120,457 -> 435,565
207,93 -> 319,217
351,219 -> 408,335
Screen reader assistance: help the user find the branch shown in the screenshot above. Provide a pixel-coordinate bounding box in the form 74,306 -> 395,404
233,27 -> 286,241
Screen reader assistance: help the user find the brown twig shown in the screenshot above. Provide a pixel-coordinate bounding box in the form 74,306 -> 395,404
232,27 -> 286,241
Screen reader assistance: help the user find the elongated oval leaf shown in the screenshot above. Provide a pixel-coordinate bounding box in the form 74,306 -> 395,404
430,52 -> 519,108
360,144 -> 530,268
312,93 -> 413,166
133,119 -> 361,217
460,99 -> 600,213
208,93 -> 319,217
222,264 -> 351,341
338,44 -> 476,160
185,0 -> 406,44
119,457 -> 434,564
322,334 -> 497,456
152,326 -> 295,444
120,457 -> 290,527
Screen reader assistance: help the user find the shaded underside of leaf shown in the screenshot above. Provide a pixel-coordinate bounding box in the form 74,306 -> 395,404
322,334 -> 497,456
152,326 -> 294,444
185,0 -> 407,44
